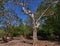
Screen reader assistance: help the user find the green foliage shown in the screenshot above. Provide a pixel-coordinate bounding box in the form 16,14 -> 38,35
8,26 -> 21,37
0,0 -> 4,16
0,0 -> 4,10
0,0 -> 60,41
36,0 -> 60,40
39,1 -> 60,40
0,30 -> 4,38
7,25 -> 32,38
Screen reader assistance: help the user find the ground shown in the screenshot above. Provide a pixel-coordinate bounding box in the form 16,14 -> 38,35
0,37 -> 60,46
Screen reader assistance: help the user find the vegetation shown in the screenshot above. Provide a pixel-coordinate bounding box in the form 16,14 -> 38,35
0,0 -> 60,46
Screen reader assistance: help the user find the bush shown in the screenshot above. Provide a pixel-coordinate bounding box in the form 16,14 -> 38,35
0,30 -> 4,38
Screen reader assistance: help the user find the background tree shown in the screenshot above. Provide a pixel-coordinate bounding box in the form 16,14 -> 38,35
0,0 -> 59,46
0,8 -> 22,42
40,1 -> 60,40
11,0 -> 58,46
0,0 -> 4,16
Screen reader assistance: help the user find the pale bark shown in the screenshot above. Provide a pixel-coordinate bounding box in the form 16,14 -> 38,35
22,6 -> 38,46
36,1 -> 59,24
32,14 -> 38,46
33,26 -> 38,46
20,1 -> 59,46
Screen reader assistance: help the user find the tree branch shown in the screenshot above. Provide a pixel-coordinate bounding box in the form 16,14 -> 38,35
22,6 -> 35,20
36,1 -> 59,24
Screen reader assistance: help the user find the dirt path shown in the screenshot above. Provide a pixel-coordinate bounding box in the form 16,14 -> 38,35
0,39 -> 60,46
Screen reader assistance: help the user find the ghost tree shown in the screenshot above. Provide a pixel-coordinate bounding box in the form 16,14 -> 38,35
20,0 -> 59,46
4,0 -> 59,46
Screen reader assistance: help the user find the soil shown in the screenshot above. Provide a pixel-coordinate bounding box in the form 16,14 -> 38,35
0,37 -> 60,46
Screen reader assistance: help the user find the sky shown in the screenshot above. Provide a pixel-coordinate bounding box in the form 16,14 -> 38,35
5,0 -> 42,22
15,0 -> 41,21
0,0 -> 42,27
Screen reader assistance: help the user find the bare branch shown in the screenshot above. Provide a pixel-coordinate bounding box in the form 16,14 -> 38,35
36,4 -> 51,23
36,1 -> 59,23
22,6 -> 35,20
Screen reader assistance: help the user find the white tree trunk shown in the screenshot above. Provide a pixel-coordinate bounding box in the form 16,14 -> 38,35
33,26 -> 38,46
21,1 -> 59,46
31,14 -> 38,46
